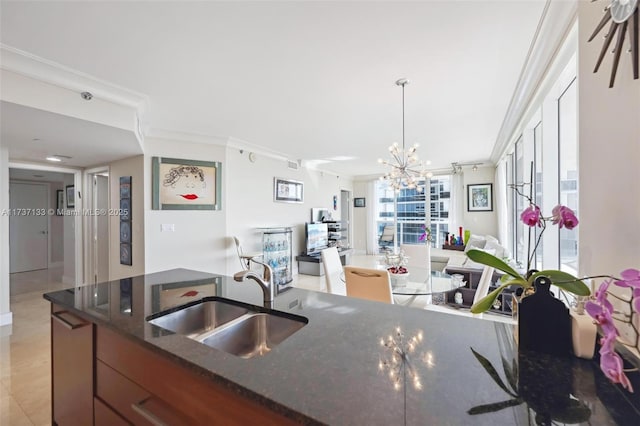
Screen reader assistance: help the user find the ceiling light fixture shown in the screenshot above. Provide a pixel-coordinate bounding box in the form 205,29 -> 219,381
46,154 -> 72,163
378,78 -> 432,193
81,91 -> 93,101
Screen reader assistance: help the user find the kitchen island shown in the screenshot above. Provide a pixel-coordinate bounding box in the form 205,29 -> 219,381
44,269 -> 639,425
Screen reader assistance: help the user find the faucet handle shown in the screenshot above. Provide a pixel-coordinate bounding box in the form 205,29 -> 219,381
248,258 -> 273,284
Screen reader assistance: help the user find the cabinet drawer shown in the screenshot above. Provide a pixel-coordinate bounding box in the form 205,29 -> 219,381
96,361 -> 151,424
96,326 -> 299,425
94,397 -> 130,426
96,360 -> 195,425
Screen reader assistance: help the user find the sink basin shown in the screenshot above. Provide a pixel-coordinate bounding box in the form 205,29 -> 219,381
147,297 -> 307,358
148,300 -> 249,339
203,313 -> 306,359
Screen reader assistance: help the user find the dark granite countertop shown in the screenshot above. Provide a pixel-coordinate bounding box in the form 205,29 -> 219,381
44,268 -> 640,425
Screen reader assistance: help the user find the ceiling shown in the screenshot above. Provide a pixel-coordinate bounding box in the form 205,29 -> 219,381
0,1 -> 547,177
0,101 -> 143,168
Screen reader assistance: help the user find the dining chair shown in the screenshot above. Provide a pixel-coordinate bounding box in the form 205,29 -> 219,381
233,236 -> 263,270
343,266 -> 393,304
400,244 -> 430,268
320,247 -> 345,295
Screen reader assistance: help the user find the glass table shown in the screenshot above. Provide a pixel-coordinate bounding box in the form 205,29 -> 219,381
383,267 -> 465,307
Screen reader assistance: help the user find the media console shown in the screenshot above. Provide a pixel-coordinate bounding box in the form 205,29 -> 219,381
296,248 -> 353,276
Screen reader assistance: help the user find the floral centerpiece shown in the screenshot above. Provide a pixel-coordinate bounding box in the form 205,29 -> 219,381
467,187 -> 638,393
385,250 -> 408,275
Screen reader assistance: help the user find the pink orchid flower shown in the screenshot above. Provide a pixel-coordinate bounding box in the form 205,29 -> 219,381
600,350 -> 634,392
551,205 -> 579,230
614,268 -> 640,312
586,300 -> 618,336
520,205 -> 542,227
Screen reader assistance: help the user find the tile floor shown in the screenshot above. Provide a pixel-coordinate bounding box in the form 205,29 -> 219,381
0,256 -> 509,425
1,267 -> 68,426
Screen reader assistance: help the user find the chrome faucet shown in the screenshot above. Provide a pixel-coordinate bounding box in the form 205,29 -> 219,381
233,260 -> 275,308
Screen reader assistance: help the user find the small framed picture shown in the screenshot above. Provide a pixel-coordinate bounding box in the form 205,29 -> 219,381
56,190 -> 64,214
354,197 -> 366,208
65,185 -> 75,208
274,177 -> 304,203
120,243 -> 132,266
467,183 -> 493,212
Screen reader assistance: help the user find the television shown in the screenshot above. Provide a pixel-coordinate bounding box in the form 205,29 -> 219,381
305,222 -> 329,255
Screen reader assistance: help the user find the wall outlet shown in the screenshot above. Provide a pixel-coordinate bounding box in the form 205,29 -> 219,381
161,224 -> 175,232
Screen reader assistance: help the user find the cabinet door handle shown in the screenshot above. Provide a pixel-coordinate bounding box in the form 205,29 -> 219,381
51,311 -> 88,330
131,396 -> 180,426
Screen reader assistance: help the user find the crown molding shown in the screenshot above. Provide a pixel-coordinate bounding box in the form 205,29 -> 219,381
490,0 -> 578,164
146,128 -> 229,147
0,44 -> 149,111
226,137 -> 291,162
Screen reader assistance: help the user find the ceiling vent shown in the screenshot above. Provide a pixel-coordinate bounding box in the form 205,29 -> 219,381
287,159 -> 301,171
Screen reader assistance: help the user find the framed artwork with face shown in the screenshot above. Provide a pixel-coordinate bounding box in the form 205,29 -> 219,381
152,157 -> 222,210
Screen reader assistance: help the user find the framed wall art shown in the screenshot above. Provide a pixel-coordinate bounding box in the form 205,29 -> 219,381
354,197 -> 366,208
119,176 -> 132,265
152,157 -> 222,210
274,177 -> 303,203
65,185 -> 75,208
467,183 -> 493,212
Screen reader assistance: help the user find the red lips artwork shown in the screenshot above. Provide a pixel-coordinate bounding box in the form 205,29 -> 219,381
180,194 -> 199,200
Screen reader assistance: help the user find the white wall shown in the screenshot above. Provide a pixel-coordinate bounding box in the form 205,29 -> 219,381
578,3 -> 640,276
110,155 -> 145,280
578,3 -> 640,352
351,180 -> 368,253
144,138 -> 228,275
0,145 -> 11,325
225,148 -> 354,275
461,166 -> 498,238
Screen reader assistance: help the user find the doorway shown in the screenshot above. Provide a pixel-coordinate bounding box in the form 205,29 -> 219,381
340,190 -> 351,248
86,169 -> 110,284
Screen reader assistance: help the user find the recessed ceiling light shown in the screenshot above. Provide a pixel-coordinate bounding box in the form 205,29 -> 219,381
81,91 -> 93,101
46,156 -> 62,162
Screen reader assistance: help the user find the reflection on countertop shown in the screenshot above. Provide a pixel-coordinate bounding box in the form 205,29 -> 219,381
44,268 -> 640,425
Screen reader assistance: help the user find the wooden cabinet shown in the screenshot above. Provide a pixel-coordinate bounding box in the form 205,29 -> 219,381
95,325 -> 297,425
51,304 -> 94,426
50,303 -> 300,425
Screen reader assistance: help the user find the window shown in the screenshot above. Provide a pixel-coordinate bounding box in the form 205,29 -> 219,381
375,175 -> 451,248
558,78 -> 578,274
533,122 -> 543,270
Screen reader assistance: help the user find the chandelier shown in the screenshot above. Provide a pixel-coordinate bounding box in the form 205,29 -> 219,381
378,78 -> 432,192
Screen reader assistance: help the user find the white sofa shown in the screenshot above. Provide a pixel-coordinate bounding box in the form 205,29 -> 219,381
430,235 -> 510,288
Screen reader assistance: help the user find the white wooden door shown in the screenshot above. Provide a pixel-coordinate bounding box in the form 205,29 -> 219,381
9,182 -> 49,273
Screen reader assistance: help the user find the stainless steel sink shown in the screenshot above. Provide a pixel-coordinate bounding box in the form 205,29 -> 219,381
148,300 -> 249,339
147,298 -> 307,358
202,313 -> 306,359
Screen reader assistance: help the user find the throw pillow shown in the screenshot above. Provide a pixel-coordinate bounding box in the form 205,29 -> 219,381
464,234 -> 486,253
484,239 -> 505,259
